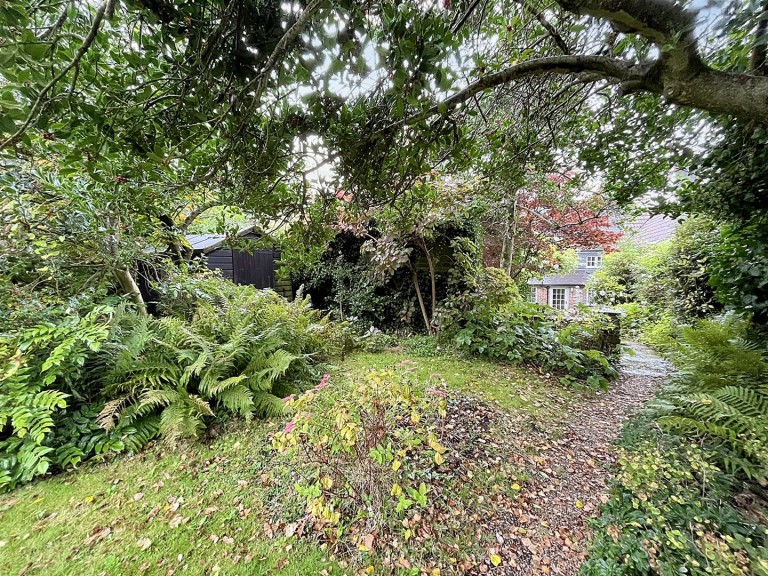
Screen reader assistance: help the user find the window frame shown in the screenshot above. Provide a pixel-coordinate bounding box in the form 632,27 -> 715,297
549,287 -> 568,310
586,255 -> 603,268
528,286 -> 537,303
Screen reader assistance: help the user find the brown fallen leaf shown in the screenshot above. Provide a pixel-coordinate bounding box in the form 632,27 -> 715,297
83,527 -> 111,547
136,537 -> 152,551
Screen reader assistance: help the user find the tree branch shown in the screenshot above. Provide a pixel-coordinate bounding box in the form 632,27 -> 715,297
0,0 -> 116,152
518,0 -> 570,54
398,55 -> 642,128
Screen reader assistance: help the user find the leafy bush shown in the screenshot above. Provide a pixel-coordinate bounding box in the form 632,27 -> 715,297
273,368 -> 449,549
639,315 -> 680,353
614,302 -> 651,338
0,306 -> 123,490
353,326 -> 399,352
402,335 -> 448,357
583,432 -> 768,576
0,275 -> 344,491
100,284 -> 340,446
557,308 -> 621,356
652,318 -> 768,483
452,298 -> 617,388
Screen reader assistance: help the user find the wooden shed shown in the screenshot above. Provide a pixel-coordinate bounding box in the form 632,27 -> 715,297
185,226 -> 292,298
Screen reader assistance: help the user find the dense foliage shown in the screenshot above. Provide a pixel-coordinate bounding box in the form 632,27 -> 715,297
0,277 -> 341,490
447,268 -> 618,388
584,317 -> 768,575
654,318 -> 768,483
274,369 -> 449,542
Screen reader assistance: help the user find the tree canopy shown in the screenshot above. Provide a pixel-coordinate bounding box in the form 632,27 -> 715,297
2,0 -> 767,316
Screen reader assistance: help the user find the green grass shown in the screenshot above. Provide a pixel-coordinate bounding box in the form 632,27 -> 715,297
339,349 -> 572,416
0,425 -> 344,576
0,350 -> 573,575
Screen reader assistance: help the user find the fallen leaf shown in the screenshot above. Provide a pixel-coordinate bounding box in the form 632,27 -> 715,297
136,537 -> 152,551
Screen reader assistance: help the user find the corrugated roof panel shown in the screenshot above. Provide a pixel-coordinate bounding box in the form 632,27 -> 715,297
186,233 -> 226,251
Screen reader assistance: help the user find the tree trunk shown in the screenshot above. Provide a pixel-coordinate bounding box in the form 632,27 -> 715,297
408,263 -> 432,334
500,234 -> 508,271
418,239 -> 438,325
114,267 -> 147,315
506,193 -> 518,277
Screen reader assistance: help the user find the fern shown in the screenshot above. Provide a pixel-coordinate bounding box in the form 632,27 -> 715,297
103,282 -> 337,445
657,317 -> 768,483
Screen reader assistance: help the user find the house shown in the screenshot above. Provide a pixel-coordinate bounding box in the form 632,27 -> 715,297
527,249 -> 605,309
185,225 -> 292,298
527,214 -> 679,310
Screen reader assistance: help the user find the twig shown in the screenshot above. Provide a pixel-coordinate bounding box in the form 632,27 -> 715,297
0,0 -> 116,152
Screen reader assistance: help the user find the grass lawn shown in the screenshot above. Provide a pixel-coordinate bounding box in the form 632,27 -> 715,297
0,349 -> 572,576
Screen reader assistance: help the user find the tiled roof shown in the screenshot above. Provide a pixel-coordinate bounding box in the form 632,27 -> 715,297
527,269 -> 595,286
623,214 -> 679,245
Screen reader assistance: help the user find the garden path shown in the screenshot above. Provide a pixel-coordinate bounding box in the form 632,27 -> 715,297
474,343 -> 671,575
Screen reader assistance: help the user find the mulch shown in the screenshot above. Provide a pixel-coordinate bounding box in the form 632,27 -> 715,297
442,349 -> 670,575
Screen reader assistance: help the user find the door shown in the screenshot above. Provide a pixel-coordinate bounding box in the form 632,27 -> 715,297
549,287 -> 568,310
232,249 -> 276,288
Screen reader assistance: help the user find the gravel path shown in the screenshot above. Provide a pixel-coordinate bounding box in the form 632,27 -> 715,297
475,343 -> 672,575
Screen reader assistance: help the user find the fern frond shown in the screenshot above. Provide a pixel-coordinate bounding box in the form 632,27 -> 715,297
217,385 -> 254,417
251,392 -> 288,418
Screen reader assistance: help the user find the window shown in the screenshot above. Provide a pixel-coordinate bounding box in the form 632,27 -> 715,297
550,287 -> 567,310
586,255 -> 603,268
528,286 -> 537,303
585,288 -> 595,305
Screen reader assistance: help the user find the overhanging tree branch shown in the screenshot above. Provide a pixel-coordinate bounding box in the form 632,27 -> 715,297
0,0 -> 116,152
399,1 -> 768,128
397,55 -> 643,128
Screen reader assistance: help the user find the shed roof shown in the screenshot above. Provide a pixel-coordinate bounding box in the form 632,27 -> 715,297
185,225 -> 258,254
528,269 -> 594,287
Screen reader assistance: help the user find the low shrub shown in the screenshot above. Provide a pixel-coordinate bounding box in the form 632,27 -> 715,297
402,335 -> 449,357
0,305 -> 124,490
273,368 -> 449,554
557,307 -> 621,356
354,326 -> 399,352
652,317 -> 768,483
452,298 -> 617,388
0,276 -> 344,491
100,285 -> 340,446
639,315 -> 680,353
614,302 -> 651,339
582,430 -> 768,576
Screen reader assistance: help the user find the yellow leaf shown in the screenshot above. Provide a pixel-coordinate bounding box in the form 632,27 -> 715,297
511,483 -> 521,491
391,483 -> 402,497
576,500 -> 584,509
490,554 -> 502,567
84,496 -> 94,504
404,528 -> 412,541
434,452 -> 445,466
430,569 -> 441,576
392,460 -> 402,472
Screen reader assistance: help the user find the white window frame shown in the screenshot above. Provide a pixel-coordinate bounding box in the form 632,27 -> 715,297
586,255 -> 603,268
549,287 -> 568,310
585,288 -> 595,306
528,286 -> 537,303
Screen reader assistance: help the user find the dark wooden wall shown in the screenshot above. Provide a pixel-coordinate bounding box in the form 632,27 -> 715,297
206,249 -> 234,280
203,247 -> 292,299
